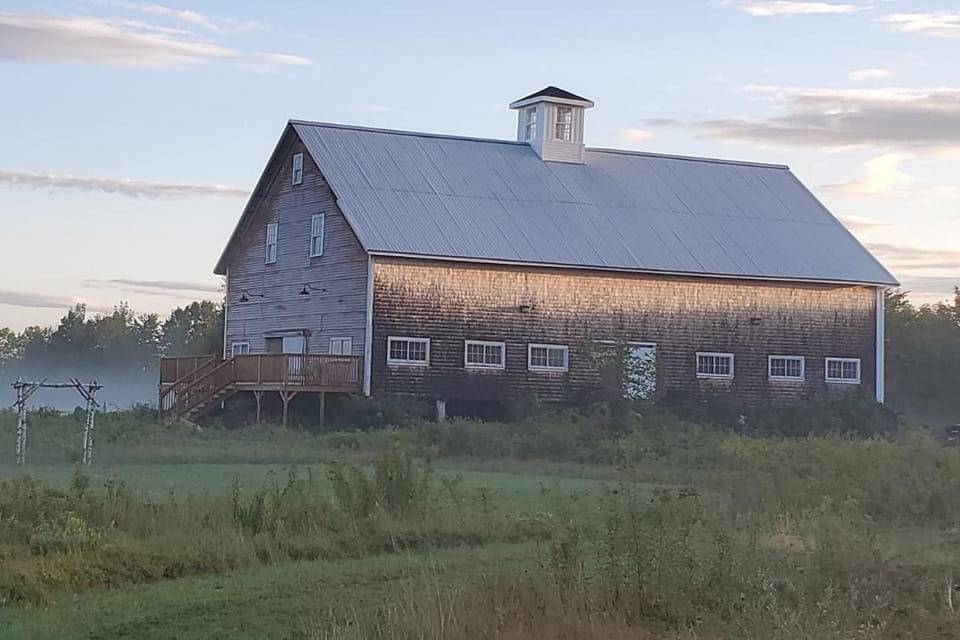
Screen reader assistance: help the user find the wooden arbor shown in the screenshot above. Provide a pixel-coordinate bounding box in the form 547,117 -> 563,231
12,378 -> 102,466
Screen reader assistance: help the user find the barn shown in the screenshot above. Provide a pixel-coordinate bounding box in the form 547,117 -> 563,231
158,87 -> 897,423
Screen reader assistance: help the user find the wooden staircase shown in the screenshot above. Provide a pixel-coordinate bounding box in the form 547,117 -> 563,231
158,354 -> 363,421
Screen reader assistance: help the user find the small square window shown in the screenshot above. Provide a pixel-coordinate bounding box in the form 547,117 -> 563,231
465,340 -> 505,369
231,342 -> 250,357
696,352 -> 734,379
825,358 -> 860,384
769,355 -> 804,381
387,337 -> 430,366
528,344 -> 568,372
292,153 -> 304,185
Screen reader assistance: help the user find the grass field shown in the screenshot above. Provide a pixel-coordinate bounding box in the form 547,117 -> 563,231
2,407 -> 960,638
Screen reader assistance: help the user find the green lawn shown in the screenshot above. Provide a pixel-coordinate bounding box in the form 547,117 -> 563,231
0,543 -> 535,640
0,462 -> 613,514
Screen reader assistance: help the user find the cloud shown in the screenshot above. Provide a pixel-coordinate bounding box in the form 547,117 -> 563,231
619,128 -> 655,144
736,2 -> 861,16
866,242 -> 960,302
89,279 -> 221,294
0,170 -> 249,199
837,214 -> 891,233
115,2 -> 266,34
0,289 -> 110,312
822,153 -> 960,199
880,12 -> 960,39
670,85 -> 960,153
0,12 -> 311,68
822,153 -> 915,197
848,68 -> 893,82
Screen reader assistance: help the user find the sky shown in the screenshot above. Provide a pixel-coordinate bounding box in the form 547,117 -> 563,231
0,0 -> 958,330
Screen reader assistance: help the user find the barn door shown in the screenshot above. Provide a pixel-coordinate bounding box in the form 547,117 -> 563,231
625,343 -> 656,400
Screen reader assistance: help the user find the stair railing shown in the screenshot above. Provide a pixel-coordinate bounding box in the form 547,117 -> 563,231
158,357 -> 220,416
175,358 -> 237,418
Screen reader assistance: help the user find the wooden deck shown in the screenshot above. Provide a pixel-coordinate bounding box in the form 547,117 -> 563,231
159,354 -> 363,421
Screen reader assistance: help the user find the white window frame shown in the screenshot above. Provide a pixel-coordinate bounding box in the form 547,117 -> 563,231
554,106 -> 573,142
265,222 -> 278,264
310,213 -> 325,257
292,152 -> 304,185
329,337 -> 352,355
387,336 -> 430,366
523,107 -> 537,142
696,352 -> 735,379
825,357 -> 861,384
230,341 -> 250,357
528,343 -> 569,372
464,340 -> 506,370
768,355 -> 805,381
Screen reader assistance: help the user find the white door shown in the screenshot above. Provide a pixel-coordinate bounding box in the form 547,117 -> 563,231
329,337 -> 352,355
282,336 -> 306,381
625,343 -> 656,399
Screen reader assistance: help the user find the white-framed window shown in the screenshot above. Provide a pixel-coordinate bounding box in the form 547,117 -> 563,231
825,357 -> 861,384
231,341 -> 250,357
329,337 -> 352,355
768,355 -> 805,381
554,106 -> 573,141
696,352 -> 734,379
528,343 -> 568,372
464,340 -> 505,369
265,222 -> 278,264
387,336 -> 430,366
523,107 -> 537,142
310,213 -> 325,257
292,152 -> 304,185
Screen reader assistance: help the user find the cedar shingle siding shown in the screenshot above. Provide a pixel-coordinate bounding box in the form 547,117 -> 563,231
371,257 -> 876,404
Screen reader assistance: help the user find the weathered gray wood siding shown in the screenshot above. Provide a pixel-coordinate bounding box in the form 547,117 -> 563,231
223,131 -> 368,357
371,257 -> 877,405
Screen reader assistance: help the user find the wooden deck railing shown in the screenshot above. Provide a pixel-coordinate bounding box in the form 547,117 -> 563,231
159,354 -> 363,418
159,355 -> 218,385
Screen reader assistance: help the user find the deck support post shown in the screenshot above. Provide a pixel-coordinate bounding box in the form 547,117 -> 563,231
253,390 -> 263,424
279,390 -> 298,427
435,399 -> 446,423
318,392 -> 326,429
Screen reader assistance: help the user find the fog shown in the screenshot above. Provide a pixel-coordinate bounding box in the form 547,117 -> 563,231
1,366 -> 156,412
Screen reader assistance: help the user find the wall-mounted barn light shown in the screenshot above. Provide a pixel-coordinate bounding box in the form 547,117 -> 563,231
299,283 -> 326,296
238,289 -> 264,303
518,304 -> 533,313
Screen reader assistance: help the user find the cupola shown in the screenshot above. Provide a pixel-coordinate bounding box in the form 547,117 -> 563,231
509,86 -> 594,163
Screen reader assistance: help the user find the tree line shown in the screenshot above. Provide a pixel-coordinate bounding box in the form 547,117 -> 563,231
0,301 -> 223,384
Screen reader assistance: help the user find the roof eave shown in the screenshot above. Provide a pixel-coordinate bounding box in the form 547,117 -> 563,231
366,250 -> 899,288
213,123 -> 296,275
508,96 -> 595,109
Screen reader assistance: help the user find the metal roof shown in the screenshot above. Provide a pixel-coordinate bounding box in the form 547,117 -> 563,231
285,121 -> 897,286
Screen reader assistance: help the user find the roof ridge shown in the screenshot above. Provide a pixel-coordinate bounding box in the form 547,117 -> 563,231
585,147 -> 789,170
289,119 -> 525,147
291,119 -> 790,170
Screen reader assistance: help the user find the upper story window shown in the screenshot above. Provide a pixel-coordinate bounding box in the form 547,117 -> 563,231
696,352 -> 734,379
265,223 -> 278,264
310,213 -> 325,257
292,153 -> 304,185
769,355 -> 804,381
387,336 -> 430,366
825,357 -> 861,384
528,344 -> 568,372
231,342 -> 250,357
465,340 -> 505,369
554,106 -> 573,141
523,107 -> 537,142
